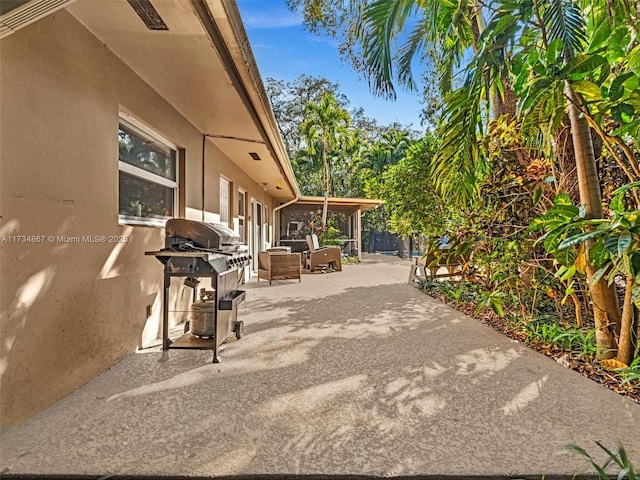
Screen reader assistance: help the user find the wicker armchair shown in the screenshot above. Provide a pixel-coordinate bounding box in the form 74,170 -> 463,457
258,252 -> 301,285
305,234 -> 342,272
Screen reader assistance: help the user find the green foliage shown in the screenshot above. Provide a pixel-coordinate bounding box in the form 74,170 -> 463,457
569,442 -> 637,479
317,219 -> 346,246
535,187 -> 640,304
439,284 -> 468,306
417,280 -> 481,305
514,0 -> 640,166
342,255 -> 361,264
365,134 -> 459,237
475,290 -> 507,318
441,281 -> 481,305
433,76 -> 487,204
266,75 -> 348,157
518,315 -> 605,361
301,91 -> 352,225
616,356 -> 640,387
269,74 -> 414,202
351,0 -> 640,207
270,73 -> 425,242
524,316 -> 567,345
287,0 -> 640,366
552,326 -> 600,361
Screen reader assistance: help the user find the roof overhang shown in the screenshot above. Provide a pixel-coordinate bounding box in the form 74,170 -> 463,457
29,0 -> 300,200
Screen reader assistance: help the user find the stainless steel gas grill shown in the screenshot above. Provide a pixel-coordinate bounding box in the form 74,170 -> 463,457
146,219 -> 251,363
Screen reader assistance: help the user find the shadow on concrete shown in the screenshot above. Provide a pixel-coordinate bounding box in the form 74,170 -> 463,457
0,258 -> 638,477
0,474 -> 604,479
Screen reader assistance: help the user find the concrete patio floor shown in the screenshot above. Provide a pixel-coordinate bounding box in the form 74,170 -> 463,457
1,254 -> 639,478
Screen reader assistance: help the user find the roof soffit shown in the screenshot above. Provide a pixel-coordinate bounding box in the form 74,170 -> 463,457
66,0 -> 296,199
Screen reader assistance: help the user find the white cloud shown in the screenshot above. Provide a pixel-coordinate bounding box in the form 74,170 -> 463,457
306,34 -> 340,49
242,11 -> 302,29
252,42 -> 279,51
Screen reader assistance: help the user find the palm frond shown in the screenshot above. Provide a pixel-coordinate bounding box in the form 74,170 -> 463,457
396,17 -> 429,91
358,0 -> 419,99
544,0 -> 587,56
432,68 -> 486,205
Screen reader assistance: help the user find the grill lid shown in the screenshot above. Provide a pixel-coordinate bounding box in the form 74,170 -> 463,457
165,219 -> 240,249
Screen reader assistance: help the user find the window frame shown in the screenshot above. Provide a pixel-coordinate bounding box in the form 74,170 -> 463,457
219,176 -> 230,227
118,113 -> 178,228
264,204 -> 270,242
237,189 -> 246,241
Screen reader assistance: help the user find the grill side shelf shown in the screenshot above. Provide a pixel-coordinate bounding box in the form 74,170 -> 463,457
219,290 -> 246,310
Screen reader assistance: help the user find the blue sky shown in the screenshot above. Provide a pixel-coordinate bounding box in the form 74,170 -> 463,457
236,0 -> 425,129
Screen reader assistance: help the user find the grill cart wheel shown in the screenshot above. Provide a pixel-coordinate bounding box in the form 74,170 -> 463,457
184,321 -> 190,334
234,321 -> 244,339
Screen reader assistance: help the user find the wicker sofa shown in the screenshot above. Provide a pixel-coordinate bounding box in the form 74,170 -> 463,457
257,251 -> 302,285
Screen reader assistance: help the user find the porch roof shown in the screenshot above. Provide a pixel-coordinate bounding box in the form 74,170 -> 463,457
293,196 -> 382,212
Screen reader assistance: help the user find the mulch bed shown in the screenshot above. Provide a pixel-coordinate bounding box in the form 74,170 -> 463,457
422,290 -> 640,404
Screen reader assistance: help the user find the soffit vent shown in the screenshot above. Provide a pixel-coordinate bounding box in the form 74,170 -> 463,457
126,0 -> 168,31
249,152 -> 261,161
0,0 -> 77,39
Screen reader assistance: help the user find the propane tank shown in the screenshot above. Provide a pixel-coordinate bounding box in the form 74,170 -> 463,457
190,289 -> 215,337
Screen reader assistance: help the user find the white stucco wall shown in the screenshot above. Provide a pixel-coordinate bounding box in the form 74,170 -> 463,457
0,9 -> 273,425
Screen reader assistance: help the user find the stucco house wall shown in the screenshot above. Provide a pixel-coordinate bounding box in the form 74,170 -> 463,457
0,8 -> 274,426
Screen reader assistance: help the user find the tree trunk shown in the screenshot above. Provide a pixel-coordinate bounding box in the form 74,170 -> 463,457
566,82 -> 621,358
321,145 -> 329,227
501,75 -> 517,119
636,304 -> 640,358
490,88 -> 504,121
617,275 -> 636,366
554,116 -> 607,207
554,119 -> 580,203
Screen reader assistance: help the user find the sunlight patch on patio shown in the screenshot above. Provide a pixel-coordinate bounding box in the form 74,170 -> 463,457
455,347 -> 522,379
501,375 -> 549,415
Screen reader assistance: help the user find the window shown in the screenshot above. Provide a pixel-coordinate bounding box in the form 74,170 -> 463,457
238,190 -> 246,241
118,116 -> 177,227
220,177 -> 230,226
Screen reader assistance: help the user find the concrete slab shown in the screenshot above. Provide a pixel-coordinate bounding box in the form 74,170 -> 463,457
1,254 -> 638,478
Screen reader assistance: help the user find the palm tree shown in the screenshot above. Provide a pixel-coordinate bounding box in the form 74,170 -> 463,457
355,0 -> 481,98
361,129 -> 412,175
292,145 -> 324,196
301,92 -> 352,226
553,0 -> 622,353
357,0 -> 519,204
355,0 -> 631,355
